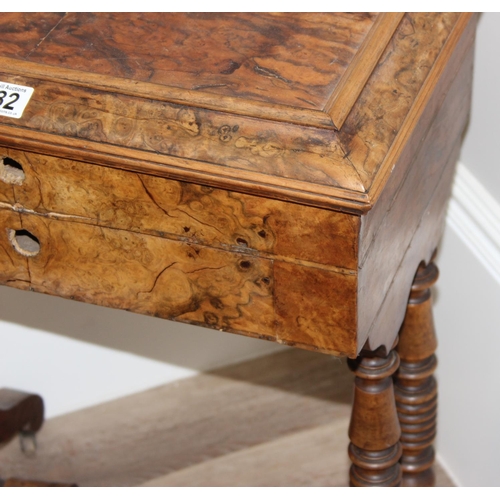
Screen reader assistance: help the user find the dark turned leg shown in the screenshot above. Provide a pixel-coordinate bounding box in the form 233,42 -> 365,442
394,261 -> 439,487
0,389 -> 76,486
0,388 -> 44,445
0,388 -> 44,485
348,346 -> 402,487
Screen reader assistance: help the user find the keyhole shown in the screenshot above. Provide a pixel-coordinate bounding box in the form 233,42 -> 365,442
8,229 -> 40,257
0,157 -> 25,185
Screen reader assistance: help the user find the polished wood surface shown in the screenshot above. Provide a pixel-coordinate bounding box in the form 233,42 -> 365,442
0,209 -> 357,354
0,13 -> 466,212
395,261 -> 439,487
0,13 -> 477,486
348,346 -> 402,486
0,146 -> 359,270
0,13 -> 401,130
0,11 -> 475,355
358,29 -> 475,351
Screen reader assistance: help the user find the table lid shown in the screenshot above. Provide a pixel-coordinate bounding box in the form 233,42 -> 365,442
0,13 -> 471,213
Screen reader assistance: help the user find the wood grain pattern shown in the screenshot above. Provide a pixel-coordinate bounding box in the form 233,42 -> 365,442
0,118 -> 369,214
0,13 -> 66,60
325,13 -> 404,130
17,212 -> 275,336
2,12 -> 379,129
0,146 -> 359,270
338,13 -> 461,192
1,210 -> 358,356
357,32 -> 475,352
395,262 -> 439,487
0,72 -> 363,192
362,13 -> 477,226
0,13 -> 477,357
365,142 -> 460,355
0,14 -> 468,213
348,347 -> 402,486
273,261 -> 357,354
0,14 -> 478,488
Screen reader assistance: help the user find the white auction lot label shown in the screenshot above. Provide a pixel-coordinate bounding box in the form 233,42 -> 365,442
0,81 -> 34,119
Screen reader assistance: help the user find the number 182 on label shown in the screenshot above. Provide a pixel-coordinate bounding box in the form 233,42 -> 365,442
0,81 -> 35,119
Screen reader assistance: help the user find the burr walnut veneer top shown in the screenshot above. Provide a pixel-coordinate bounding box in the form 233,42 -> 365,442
0,13 -> 476,356
0,13 -> 398,129
0,13 -> 465,212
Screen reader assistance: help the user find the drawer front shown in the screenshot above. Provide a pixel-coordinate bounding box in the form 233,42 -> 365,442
0,146 -> 359,271
0,210 -> 357,356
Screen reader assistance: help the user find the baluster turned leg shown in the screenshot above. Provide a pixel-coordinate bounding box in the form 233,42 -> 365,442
348,346 -> 402,487
394,261 -> 439,487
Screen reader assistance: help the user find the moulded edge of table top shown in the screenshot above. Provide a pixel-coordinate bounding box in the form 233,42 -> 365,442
0,13 -> 474,215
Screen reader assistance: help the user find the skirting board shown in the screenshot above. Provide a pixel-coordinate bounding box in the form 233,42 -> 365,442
447,161 -> 500,286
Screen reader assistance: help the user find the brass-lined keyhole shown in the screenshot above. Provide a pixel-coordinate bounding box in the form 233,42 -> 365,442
8,229 -> 40,257
0,157 -> 25,185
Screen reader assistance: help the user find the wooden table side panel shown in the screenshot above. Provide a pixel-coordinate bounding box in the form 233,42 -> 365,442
365,138 -> 461,352
357,43 -> 474,352
18,213 -> 275,335
274,261 -> 357,356
359,13 -> 477,257
1,212 -> 358,356
0,147 -> 359,270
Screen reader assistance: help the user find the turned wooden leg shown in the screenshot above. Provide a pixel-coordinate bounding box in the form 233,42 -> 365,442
348,346 -> 402,487
394,261 -> 439,487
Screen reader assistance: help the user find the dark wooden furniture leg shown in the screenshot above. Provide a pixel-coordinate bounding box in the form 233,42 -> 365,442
348,345 -> 402,487
394,261 -> 439,487
0,388 -> 44,445
0,389 -> 76,486
0,388 -> 45,486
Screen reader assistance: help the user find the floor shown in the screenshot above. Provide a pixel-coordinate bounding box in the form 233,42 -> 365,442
0,349 -> 454,487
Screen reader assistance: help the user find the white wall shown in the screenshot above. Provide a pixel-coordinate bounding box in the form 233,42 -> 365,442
435,216 -> 500,487
0,12 -> 499,487
433,13 -> 500,487
0,291 -> 284,419
461,13 -> 500,202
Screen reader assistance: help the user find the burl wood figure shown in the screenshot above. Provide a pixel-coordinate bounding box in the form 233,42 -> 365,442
0,13 -> 477,486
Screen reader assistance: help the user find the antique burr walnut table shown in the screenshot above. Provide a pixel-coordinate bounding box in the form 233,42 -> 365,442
0,13 -> 476,486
